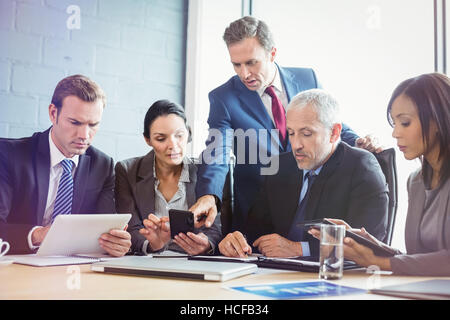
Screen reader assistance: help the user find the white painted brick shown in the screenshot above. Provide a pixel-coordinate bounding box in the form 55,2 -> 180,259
95,47 -> 143,79
143,57 -> 184,86
0,93 -> 38,125
92,75 -> 118,104
98,0 -> 145,25
149,83 -> 183,105
166,34 -> 185,61
118,80 -> 183,110
146,6 -> 185,35
8,125 -> 39,138
45,0 -> 98,16
100,105 -> 142,135
148,0 -> 186,12
1,1 -> 187,158
116,79 -> 161,108
16,3 -> 69,39
91,132 -> 116,160
12,65 -> 65,96
43,38 -> 94,73
0,123 -> 8,137
0,0 -> 14,30
0,61 -> 10,92
38,96 -> 52,128
71,16 -> 120,47
121,25 -> 165,56
116,134 -> 149,162
0,30 -> 41,63
16,0 -> 42,4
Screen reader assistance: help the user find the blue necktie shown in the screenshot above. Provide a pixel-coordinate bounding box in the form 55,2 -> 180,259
288,171 -> 317,241
51,159 -> 75,222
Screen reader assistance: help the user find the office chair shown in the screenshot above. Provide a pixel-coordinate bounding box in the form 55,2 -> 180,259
373,148 -> 398,245
220,155 -> 235,236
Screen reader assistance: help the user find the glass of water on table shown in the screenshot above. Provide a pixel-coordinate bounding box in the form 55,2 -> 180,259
319,224 -> 345,280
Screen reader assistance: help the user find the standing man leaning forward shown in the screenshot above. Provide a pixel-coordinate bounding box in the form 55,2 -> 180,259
219,89 -> 388,258
0,75 -> 131,256
190,16 -> 381,231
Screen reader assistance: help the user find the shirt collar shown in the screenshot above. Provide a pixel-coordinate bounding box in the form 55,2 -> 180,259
48,128 -> 79,169
257,65 -> 283,97
303,166 -> 323,182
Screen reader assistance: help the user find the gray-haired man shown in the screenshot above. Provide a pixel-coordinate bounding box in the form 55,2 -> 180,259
218,89 -> 389,258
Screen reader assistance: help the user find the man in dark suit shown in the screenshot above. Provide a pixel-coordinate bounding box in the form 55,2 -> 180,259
0,74 -> 131,256
190,16 -> 381,232
218,89 -> 388,258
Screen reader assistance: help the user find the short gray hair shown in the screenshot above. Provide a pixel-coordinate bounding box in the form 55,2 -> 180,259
223,16 -> 274,52
287,89 -> 342,129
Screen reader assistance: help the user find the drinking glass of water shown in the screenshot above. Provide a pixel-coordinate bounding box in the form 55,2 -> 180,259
319,224 -> 345,280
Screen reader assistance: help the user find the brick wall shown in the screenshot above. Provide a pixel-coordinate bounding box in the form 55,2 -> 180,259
0,0 -> 188,161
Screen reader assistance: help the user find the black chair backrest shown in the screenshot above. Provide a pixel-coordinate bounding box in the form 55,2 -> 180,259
220,155 -> 235,236
373,148 -> 398,245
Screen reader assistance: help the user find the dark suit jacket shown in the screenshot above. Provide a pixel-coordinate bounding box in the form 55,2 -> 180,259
196,65 -> 359,232
115,150 -> 222,254
0,129 -> 115,254
245,142 -> 389,256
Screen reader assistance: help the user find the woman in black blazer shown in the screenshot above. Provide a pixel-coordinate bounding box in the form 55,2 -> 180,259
115,100 -> 221,255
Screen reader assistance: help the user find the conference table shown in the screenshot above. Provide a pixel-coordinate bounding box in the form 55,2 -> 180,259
1,258 -> 447,300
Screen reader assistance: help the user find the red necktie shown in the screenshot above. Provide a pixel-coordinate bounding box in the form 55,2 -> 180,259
265,85 -> 287,147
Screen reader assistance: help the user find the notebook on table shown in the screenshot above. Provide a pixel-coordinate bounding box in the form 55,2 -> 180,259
91,256 -> 258,282
188,255 -> 361,272
370,279 -> 450,300
9,214 -> 131,267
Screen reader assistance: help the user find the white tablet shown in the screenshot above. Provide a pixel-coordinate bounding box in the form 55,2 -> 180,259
37,214 -> 131,256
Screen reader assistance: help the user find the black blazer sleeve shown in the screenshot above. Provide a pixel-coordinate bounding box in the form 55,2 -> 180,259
345,151 -> 389,240
114,160 -> 147,254
0,140 -> 37,254
244,175 -> 274,247
95,156 -> 116,213
306,150 -> 389,256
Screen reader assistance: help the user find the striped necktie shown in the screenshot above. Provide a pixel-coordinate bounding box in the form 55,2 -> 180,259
51,159 -> 75,222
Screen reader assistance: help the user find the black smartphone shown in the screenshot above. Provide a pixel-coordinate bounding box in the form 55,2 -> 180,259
168,209 -> 195,239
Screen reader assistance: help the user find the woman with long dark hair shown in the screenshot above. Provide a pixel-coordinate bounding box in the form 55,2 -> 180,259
310,73 -> 450,276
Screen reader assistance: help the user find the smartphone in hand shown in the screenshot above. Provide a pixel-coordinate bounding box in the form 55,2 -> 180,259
168,209 -> 196,239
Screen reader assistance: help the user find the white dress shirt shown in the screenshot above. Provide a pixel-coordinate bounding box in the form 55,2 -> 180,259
27,129 -> 79,250
257,67 -> 289,125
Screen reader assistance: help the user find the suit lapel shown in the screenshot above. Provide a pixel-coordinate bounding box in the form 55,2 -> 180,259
437,183 -> 449,249
280,156 -> 303,235
185,159 -> 197,208
72,153 -> 90,214
304,143 -> 344,221
136,152 -> 156,219
237,90 -> 274,130
404,173 -> 426,252
278,65 -> 298,102
277,65 -> 300,151
442,180 -> 450,250
234,77 -> 284,150
34,130 -> 51,225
